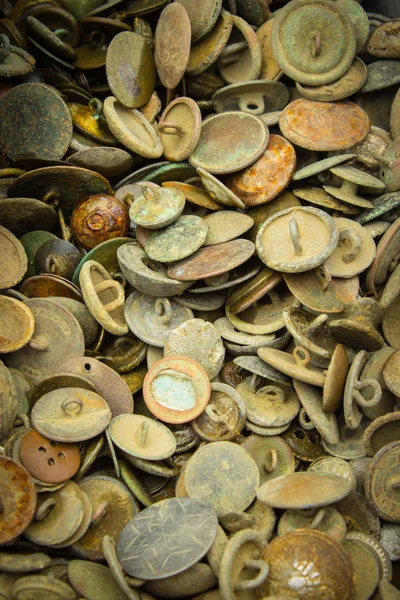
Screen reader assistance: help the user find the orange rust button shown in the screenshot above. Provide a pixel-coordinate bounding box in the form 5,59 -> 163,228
279,99 -> 370,151
0,456 -> 36,545
20,429 -> 81,484
71,194 -> 129,250
226,134 -> 296,206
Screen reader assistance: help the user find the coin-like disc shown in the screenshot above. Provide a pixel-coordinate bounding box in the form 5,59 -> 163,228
117,498 -> 218,579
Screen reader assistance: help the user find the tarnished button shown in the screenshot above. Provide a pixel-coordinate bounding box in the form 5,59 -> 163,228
20,429 -> 80,484
192,382 -> 246,442
5,297 -> 85,385
158,97 -> 201,162
279,99 -> 370,151
186,9 -> 233,76
155,3 -> 191,89
68,560 -> 130,600
103,96 -> 163,159
109,414 -> 177,460
71,194 -> 129,250
258,346 -> 326,386
238,376 -> 300,428
272,0 -> 356,85
343,538 -> 380,600
296,57 -> 367,102
188,111 -> 268,174
0,83 -> 72,161
256,206 -> 338,273
164,318 -> 225,379
129,184 -> 186,229
196,169 -> 245,209
106,31 -> 155,108
279,506 -> 347,542
31,387 -> 112,442
324,218 -> 376,278
34,238 -> 82,281
0,456 -> 36,545
226,134 -> 296,206
364,441 -> 400,523
185,441 -> 260,516
145,215 -> 208,262
0,295 -> 34,353
143,355 -> 210,423
12,575 -> 76,600
0,225 -> 27,289
257,529 -> 355,599
217,15 -> 261,84
79,260 -> 128,336
343,350 -> 382,430
241,433 -> 295,485
294,380 -> 339,444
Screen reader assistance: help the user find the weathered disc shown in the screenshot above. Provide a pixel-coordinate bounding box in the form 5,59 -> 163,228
175,0 -> 222,42
188,112 -> 268,174
186,9 -> 233,76
154,3 -> 191,89
117,498 -> 218,579
0,226 -> 27,289
279,99 -> 370,151
0,197 -> 58,236
0,83 -> 72,161
145,215 -> 208,262
272,0 -> 356,85
167,239 -> 255,281
296,58 -> 367,102
0,456 -> 36,545
106,31 -> 155,108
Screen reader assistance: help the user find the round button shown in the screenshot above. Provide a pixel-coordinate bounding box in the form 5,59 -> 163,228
20,429 -> 81,484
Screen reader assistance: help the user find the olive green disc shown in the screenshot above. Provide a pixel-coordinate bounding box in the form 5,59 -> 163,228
272,0 -> 357,85
0,83 -> 73,161
144,215 -> 208,262
106,31 -> 156,109
188,112 -> 268,174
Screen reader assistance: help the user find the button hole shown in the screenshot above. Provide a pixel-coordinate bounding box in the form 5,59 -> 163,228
84,363 -> 91,371
38,446 -> 46,453
58,453 -> 65,460
50,441 -> 57,447
48,458 -> 55,466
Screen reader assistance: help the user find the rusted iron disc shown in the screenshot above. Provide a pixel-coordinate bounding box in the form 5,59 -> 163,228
279,99 -> 370,151
71,194 -> 129,250
272,0 -> 356,86
226,134 -> 296,206
188,112 -> 269,174
167,239 -> 255,281
0,456 -> 36,545
154,3 -> 191,89
117,498 -> 218,579
0,83 -> 73,161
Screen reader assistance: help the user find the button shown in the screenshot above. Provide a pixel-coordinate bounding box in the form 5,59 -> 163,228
20,429 -> 80,483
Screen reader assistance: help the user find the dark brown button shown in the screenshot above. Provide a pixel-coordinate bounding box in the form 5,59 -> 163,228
20,429 -> 81,484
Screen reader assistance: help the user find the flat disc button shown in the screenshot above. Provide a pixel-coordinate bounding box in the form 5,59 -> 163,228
19,429 -> 81,484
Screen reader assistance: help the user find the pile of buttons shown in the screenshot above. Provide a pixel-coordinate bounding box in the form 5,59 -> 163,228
0,0 -> 400,598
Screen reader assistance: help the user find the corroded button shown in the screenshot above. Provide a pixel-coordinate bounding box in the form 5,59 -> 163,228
257,530 -> 355,599
0,295 -> 34,353
103,96 -> 163,159
144,215 -> 208,262
0,456 -> 36,545
364,441 -> 400,523
158,97 -> 201,162
188,112 -> 268,174
71,194 -> 129,250
217,15 -> 261,84
5,298 -> 85,385
258,346 -> 326,386
256,206 -> 338,273
106,31 -> 156,108
125,292 -> 192,347
143,355 -> 210,423
296,57 -> 367,102
12,576 -> 76,600
185,442 -> 260,516
129,184 -> 185,229
164,318 -> 225,379
196,169 -> 245,209
79,260 -> 128,336
73,474 -> 139,561
279,99 -> 370,151
31,387 -> 112,442
68,560 -> 129,600
155,3 -> 191,89
272,0 -> 356,85
324,217 -> 376,278
278,506 -> 347,543
167,239 -> 255,281
203,211 -> 254,245
212,80 -> 289,114
238,376 -> 300,428
19,429 -> 80,484
0,83 -> 72,161
109,414 -> 177,460
186,9 -> 233,76
117,498 -> 218,579
34,239 -> 82,280
257,472 -> 351,509
294,380 -> 339,445
226,134 -> 296,206
241,434 -> 296,485
192,382 -> 247,442
0,225 -> 27,289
